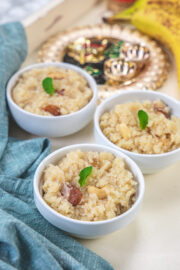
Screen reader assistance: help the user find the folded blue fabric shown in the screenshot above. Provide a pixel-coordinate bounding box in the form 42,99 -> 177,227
0,22 -> 114,270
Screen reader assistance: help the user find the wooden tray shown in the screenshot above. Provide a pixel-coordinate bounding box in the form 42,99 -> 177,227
10,1 -> 180,269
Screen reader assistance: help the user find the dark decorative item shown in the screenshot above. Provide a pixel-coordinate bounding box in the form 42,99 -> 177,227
63,37 -> 150,86
38,24 -> 170,102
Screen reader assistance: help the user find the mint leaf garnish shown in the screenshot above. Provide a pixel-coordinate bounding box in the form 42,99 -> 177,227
138,110 -> 149,130
42,77 -> 54,95
78,166 -> 93,187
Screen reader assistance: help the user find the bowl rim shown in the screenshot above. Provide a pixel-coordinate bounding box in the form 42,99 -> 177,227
34,143 -> 145,225
94,90 -> 180,158
6,62 -> 97,120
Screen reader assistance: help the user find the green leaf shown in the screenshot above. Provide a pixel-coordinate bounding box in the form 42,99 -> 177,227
138,110 -> 149,130
42,77 -> 54,95
78,166 -> 93,187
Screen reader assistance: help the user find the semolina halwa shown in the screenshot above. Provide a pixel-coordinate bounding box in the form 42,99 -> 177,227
100,100 -> 180,154
12,67 -> 92,116
42,150 -> 137,221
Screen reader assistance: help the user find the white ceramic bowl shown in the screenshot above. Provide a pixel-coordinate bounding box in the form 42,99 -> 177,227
94,90 -> 180,174
34,144 -> 145,239
6,62 -> 97,137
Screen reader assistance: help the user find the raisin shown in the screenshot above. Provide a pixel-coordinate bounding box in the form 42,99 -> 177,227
56,89 -> 65,96
61,183 -> 82,206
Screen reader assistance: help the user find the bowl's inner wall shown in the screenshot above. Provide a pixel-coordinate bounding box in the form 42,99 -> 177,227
97,93 -> 180,118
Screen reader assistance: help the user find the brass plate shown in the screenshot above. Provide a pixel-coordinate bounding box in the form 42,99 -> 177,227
38,24 -> 170,102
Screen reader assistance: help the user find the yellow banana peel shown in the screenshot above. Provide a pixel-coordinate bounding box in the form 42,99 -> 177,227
106,0 -> 180,91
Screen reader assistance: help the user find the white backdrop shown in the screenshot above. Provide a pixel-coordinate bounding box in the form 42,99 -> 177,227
0,0 -> 51,24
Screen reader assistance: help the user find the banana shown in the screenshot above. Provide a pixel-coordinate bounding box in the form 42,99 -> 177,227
105,0 -> 180,91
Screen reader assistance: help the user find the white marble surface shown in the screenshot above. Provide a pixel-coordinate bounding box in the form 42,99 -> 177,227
0,0 -> 50,24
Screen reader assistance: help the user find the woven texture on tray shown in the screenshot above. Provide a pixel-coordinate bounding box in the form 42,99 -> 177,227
0,22 -> 114,270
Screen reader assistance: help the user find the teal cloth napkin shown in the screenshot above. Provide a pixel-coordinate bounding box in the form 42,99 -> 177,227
0,22 -> 114,270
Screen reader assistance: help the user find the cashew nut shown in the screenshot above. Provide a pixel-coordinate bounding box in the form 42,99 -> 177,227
87,185 -> 111,199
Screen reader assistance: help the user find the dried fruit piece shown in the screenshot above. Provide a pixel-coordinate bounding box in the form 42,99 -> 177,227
61,183 -> 82,206
154,104 -> 171,118
68,187 -> 82,206
56,89 -> 65,96
43,104 -> 61,116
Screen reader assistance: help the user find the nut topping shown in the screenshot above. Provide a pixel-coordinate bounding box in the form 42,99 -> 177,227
43,104 -> 61,116
56,89 -> 65,96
